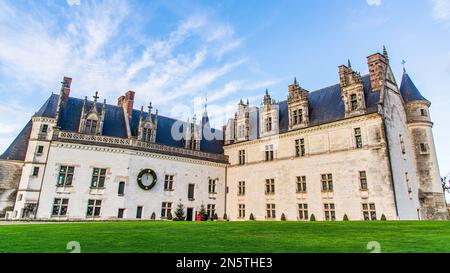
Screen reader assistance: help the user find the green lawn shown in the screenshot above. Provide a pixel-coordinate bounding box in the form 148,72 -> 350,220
0,221 -> 449,253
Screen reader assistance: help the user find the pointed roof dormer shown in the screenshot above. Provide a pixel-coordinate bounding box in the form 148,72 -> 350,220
400,69 -> 427,103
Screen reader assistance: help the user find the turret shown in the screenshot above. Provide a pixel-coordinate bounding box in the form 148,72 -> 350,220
400,68 -> 448,220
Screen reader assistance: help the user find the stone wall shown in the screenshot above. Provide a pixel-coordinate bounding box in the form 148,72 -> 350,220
0,160 -> 23,218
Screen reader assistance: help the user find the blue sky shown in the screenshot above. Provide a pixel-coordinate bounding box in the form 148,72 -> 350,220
0,0 -> 449,177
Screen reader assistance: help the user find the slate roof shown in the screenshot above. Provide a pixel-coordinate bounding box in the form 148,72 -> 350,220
1,94 -> 225,161
399,70 -> 428,102
278,74 -> 380,133
1,74 -> 382,161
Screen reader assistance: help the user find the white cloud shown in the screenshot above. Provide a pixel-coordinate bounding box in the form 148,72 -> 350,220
67,0 -> 81,6
366,0 -> 382,6
431,0 -> 450,21
0,1 -> 251,153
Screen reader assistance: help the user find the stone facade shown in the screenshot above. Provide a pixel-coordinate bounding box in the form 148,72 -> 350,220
1,48 -> 447,221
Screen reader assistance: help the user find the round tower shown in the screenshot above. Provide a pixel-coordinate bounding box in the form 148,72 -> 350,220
400,69 -> 448,220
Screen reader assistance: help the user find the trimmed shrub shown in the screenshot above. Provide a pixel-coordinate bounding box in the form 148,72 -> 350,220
310,214 -> 316,221
199,204 -> 208,221
150,212 -> 156,220
380,214 -> 387,221
174,203 -> 186,221
249,213 -> 255,221
167,211 -> 173,220
343,214 -> 349,221
281,213 -> 287,221
223,213 -> 228,221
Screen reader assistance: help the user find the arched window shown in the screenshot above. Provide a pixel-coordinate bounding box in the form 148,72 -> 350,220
118,181 -> 125,196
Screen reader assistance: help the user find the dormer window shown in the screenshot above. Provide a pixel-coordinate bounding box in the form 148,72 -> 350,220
264,117 -> 272,132
350,94 -> 358,111
142,127 -> 152,142
85,119 -> 98,134
293,109 -> 303,126
41,124 -> 48,133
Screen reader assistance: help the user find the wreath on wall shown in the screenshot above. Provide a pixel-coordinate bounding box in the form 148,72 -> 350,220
137,169 -> 157,191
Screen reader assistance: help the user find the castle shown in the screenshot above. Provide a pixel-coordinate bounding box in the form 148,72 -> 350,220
0,48 -> 447,221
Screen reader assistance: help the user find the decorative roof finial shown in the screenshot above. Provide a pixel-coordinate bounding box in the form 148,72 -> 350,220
348,59 -> 352,68
294,77 -> 298,86
402,60 -> 407,73
93,91 -> 99,103
265,88 -> 269,96
204,93 -> 208,113
246,99 -> 249,105
383,45 -> 389,63
148,101 -> 153,113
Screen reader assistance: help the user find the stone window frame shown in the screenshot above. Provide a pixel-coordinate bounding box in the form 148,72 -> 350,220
266,203 -> 276,219
52,198 -> 69,217
41,124 -> 49,133
350,94 -> 358,111
295,138 -> 305,157
208,178 -> 217,194
238,204 -> 245,219
292,109 -> 303,126
238,149 -> 246,165
57,165 -> 75,187
86,199 -> 102,217
419,143 -> 429,154
118,181 -> 125,196
142,127 -> 152,142
161,202 -> 172,218
359,171 -> 368,191
362,203 -> 377,220
32,166 -> 40,177
207,204 -> 216,219
321,174 -> 333,192
164,174 -> 174,191
420,108 -> 428,117
298,203 -> 309,220
265,178 -> 275,195
354,128 -> 363,149
296,176 -> 307,193
238,181 -> 245,196
265,144 -> 274,161
323,203 -> 336,221
36,145 -> 44,156
90,168 -> 107,188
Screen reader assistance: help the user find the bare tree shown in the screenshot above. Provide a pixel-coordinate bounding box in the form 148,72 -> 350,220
442,176 -> 450,194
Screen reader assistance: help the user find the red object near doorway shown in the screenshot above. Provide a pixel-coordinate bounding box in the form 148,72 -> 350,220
196,214 -> 201,221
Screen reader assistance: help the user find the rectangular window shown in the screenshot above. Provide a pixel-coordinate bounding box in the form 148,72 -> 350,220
238,204 -> 245,218
142,128 -> 152,142
238,150 -> 246,165
266,204 -> 276,219
420,143 -> 428,154
298,203 -> 309,220
420,109 -> 427,117
359,171 -> 368,190
118,181 -> 125,196
36,145 -> 44,155
293,109 -> 303,125
57,166 -> 74,186
351,94 -> 358,111
161,202 -> 172,218
355,128 -> 362,148
295,139 -> 305,157
86,199 -> 102,217
265,144 -> 274,161
52,198 -> 69,216
117,208 -> 125,219
238,181 -> 245,196
321,174 -> 333,192
91,168 -> 107,188
32,167 -> 39,177
207,204 -> 216,219
208,179 -> 217,194
238,125 -> 245,138
400,134 -> 406,155
85,119 -> 98,134
188,184 -> 195,200
362,203 -> 377,220
296,176 -> 307,193
136,206 -> 143,219
164,175 -> 174,191
265,116 -> 272,132
324,203 -> 336,221
41,124 -> 49,133
265,178 -> 275,194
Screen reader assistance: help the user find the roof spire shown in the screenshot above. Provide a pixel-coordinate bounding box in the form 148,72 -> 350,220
347,59 -> 352,68
265,88 -> 269,96
294,77 -> 298,86
383,45 -> 389,63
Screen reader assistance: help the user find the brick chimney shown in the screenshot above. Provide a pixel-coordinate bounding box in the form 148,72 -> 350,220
62,76 -> 72,103
118,91 -> 135,119
367,53 -> 387,91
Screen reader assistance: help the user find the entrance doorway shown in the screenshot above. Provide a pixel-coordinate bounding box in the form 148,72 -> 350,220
186,208 -> 193,221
